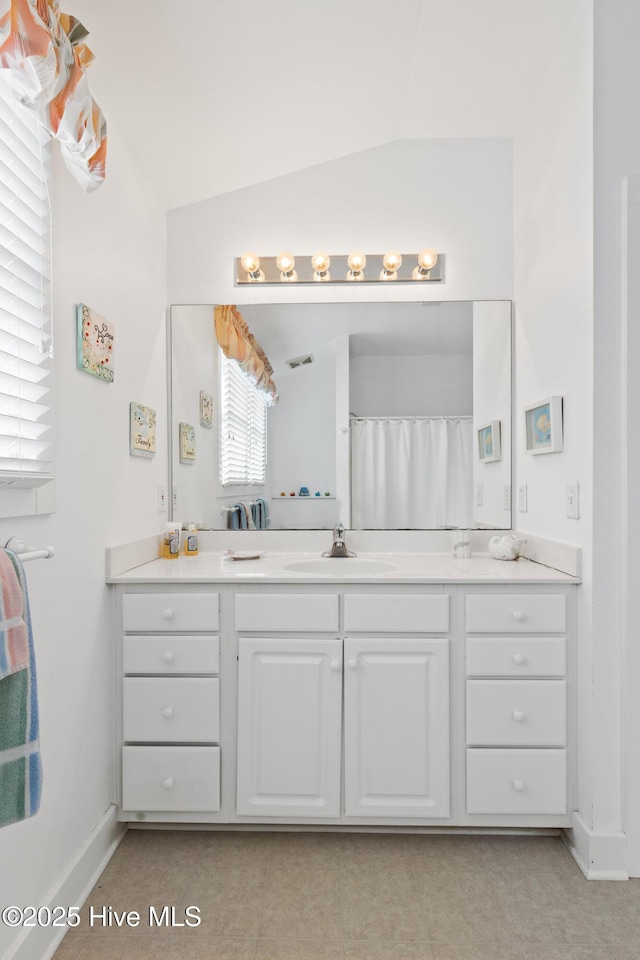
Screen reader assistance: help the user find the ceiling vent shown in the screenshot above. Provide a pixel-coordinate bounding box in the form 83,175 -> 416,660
286,353 -> 314,369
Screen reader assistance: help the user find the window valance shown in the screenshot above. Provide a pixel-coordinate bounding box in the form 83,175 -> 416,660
0,0 -> 106,191
214,304 -> 278,406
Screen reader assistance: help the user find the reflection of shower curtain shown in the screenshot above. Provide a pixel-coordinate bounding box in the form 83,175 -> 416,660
351,417 -> 474,529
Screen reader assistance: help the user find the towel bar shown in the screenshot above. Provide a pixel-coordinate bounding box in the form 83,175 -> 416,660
5,537 -> 55,562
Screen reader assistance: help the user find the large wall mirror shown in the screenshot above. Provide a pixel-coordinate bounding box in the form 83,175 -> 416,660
169,300 -> 512,531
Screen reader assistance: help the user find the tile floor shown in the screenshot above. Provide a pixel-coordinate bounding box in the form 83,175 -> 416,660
51,830 -> 640,960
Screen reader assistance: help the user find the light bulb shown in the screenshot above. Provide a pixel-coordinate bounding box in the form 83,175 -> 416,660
347,251 -> 366,280
380,250 -> 402,281
311,251 -> 331,280
240,252 -> 265,282
276,251 -> 297,282
412,248 -> 438,280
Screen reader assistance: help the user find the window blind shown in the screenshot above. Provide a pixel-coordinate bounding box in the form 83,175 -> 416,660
0,81 -> 53,488
220,352 -> 267,486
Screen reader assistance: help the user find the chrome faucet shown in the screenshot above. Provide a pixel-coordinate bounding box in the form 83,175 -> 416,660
323,523 -> 356,558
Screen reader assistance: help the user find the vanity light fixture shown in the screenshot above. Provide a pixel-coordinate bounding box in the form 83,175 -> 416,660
412,248 -> 439,280
276,251 -> 297,282
346,251 -> 366,281
311,251 -> 331,281
380,250 -> 402,281
235,251 -> 444,284
240,252 -> 265,282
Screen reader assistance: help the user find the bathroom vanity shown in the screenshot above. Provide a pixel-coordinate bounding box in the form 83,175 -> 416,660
109,550 -> 579,831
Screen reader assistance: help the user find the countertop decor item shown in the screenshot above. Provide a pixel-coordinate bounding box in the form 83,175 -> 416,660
488,534 -> 527,561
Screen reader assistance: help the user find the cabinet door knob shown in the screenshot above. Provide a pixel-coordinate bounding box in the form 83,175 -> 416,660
512,710 -> 525,722
161,608 -> 175,620
512,779 -> 525,792
512,610 -> 525,622
162,652 -> 175,664
161,707 -> 174,719
346,659 -> 357,670
162,777 -> 174,790
329,660 -> 341,672
512,653 -> 526,665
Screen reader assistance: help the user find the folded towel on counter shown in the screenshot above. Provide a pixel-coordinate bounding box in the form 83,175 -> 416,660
0,548 -> 42,828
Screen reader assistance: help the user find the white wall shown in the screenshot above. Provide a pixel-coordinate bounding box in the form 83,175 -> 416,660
593,0 -> 640,869
167,138 -> 514,307
512,5 -> 597,832
350,355 -> 473,417
0,121 -> 167,959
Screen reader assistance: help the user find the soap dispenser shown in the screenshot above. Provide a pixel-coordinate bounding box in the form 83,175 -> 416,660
184,523 -> 199,556
162,522 -> 181,559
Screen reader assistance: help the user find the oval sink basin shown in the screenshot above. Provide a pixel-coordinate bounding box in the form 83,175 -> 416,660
283,557 -> 397,575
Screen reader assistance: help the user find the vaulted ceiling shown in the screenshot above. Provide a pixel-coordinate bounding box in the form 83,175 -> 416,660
74,0 -> 584,210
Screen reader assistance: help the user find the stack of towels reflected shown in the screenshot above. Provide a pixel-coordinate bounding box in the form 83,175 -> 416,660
225,499 -> 270,530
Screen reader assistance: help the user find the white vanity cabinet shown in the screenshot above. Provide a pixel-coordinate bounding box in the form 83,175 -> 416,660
118,590 -> 222,820
464,592 -> 570,818
234,588 -> 451,821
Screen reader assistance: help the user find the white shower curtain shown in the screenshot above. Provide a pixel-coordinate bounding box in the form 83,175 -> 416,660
351,417 -> 474,529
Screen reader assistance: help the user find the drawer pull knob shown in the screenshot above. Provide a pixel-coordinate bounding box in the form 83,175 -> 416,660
347,659 -> 357,670
512,710 -> 525,722
512,610 -> 525,622
162,777 -> 175,790
161,707 -> 174,719
161,608 -> 175,621
512,779 -> 525,792
329,660 -> 341,672
512,653 -> 526,665
162,652 -> 175,664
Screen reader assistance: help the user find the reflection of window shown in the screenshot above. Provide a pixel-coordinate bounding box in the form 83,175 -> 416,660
219,352 -> 267,486
0,82 -> 53,490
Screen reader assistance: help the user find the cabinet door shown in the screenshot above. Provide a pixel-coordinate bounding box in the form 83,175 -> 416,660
236,638 -> 342,817
344,638 -> 449,818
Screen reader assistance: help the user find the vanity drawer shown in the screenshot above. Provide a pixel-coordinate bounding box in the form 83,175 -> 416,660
122,594 -> 219,633
122,746 -> 220,812
466,638 -> 566,677
235,594 -> 339,632
466,595 -> 566,633
123,635 -> 220,675
344,594 -> 449,633
123,678 -> 220,742
466,748 -> 567,814
466,679 -> 566,746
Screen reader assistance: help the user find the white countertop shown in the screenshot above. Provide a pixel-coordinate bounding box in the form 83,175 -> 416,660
107,551 -> 580,584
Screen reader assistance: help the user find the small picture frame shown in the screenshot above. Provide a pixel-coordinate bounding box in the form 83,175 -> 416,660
477,420 -> 501,462
76,303 -> 115,382
524,396 -> 563,454
129,402 -> 156,458
200,390 -> 213,429
179,422 -> 196,463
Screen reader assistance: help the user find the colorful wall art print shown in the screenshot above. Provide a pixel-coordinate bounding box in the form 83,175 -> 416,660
130,402 -> 157,458
200,390 -> 213,428
179,422 -> 196,463
76,303 -> 115,382
524,396 -> 564,454
477,420 -> 501,462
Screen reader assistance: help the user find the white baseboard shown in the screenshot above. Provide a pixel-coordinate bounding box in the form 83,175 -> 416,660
563,811 -> 628,880
8,804 -> 126,960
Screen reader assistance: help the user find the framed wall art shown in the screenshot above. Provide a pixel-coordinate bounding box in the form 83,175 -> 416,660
76,303 -> 115,382
524,396 -> 563,454
477,420 -> 501,462
200,390 -> 213,428
179,422 -> 196,463
129,402 -> 156,458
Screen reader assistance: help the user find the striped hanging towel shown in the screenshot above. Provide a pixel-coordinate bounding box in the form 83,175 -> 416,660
0,549 -> 42,828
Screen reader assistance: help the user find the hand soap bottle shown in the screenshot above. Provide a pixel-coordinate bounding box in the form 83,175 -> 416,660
184,523 -> 199,556
162,522 -> 181,559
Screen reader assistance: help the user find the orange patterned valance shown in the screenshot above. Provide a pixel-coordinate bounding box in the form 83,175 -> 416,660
214,305 -> 278,406
0,0 -> 106,191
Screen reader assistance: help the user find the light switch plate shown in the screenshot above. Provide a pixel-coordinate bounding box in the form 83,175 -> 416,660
476,483 -> 483,506
156,482 -> 166,512
503,485 -> 511,510
172,484 -> 178,511
518,484 -> 528,513
566,482 -> 580,519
